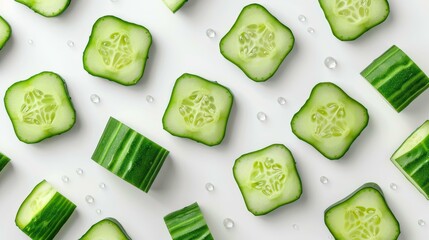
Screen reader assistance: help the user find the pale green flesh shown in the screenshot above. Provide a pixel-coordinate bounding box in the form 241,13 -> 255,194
0,17 -> 11,49
392,121 -> 429,160
319,0 -> 389,40
83,16 -> 152,85
220,4 -> 294,81
162,0 -> 187,12
16,0 -> 70,17
163,74 -> 233,146
4,72 -> 75,143
233,144 -> 302,215
81,219 -> 129,240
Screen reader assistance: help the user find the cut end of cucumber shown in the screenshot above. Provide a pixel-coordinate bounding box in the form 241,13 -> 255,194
0,152 -> 10,172
83,15 -> 152,86
15,0 -> 71,17
233,144 -> 302,216
162,73 -> 233,146
80,218 -> 132,240
220,3 -> 295,82
4,71 -> 76,144
325,183 -> 400,240
291,82 -> 369,160
319,0 -> 390,41
162,0 -> 188,13
0,16 -> 11,50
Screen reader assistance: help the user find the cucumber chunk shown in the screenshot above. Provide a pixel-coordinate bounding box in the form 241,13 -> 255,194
162,73 -> 233,146
0,16 -> 11,50
83,16 -> 152,86
391,121 -> 429,199
325,183 -> 400,240
4,71 -> 76,144
92,117 -> 169,193
164,202 -> 214,240
15,0 -> 71,17
361,45 -> 429,112
319,0 -> 390,41
16,180 -> 76,240
291,82 -> 368,160
220,4 -> 295,82
163,0 -> 188,13
233,144 -> 302,216
0,152 -> 10,172
80,218 -> 132,240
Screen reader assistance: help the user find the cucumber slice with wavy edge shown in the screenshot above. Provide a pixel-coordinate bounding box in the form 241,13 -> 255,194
361,45 -> 429,112
80,218 -> 132,240
291,82 -> 369,160
0,152 -> 10,172
83,15 -> 152,86
15,180 -> 76,240
220,3 -> 294,82
325,183 -> 400,240
164,202 -> 214,240
15,0 -> 71,17
319,0 -> 390,41
92,117 -> 169,193
0,16 -> 11,50
4,72 -> 76,144
391,120 -> 429,199
162,73 -> 233,146
163,0 -> 188,13
233,144 -> 302,216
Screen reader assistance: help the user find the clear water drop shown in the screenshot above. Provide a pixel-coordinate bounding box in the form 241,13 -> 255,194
28,39 -> 33,45
206,28 -> 216,39
390,183 -> 398,191
257,112 -> 267,122
307,27 -> 315,34
298,15 -> 307,22
418,219 -> 426,226
205,183 -> 215,192
324,57 -> 337,69
61,176 -> 70,183
90,94 -> 100,104
320,176 -> 329,184
99,183 -> 106,189
67,40 -> 74,48
146,95 -> 154,103
223,218 -> 235,229
76,168 -> 84,176
292,224 -> 299,230
85,195 -> 95,204
96,209 -> 102,214
277,97 -> 286,105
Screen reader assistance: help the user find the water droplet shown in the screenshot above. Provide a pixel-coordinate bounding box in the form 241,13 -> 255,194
320,176 -> 329,184
85,195 -> 95,204
298,15 -> 307,22
99,183 -> 106,189
205,183 -> 215,192
76,168 -> 84,175
61,176 -> 70,183
257,112 -> 267,122
28,39 -> 33,45
96,209 -> 102,214
90,94 -> 100,104
418,219 -> 426,226
324,57 -> 337,69
292,224 -> 299,230
146,95 -> 154,103
223,218 -> 235,229
206,28 -> 216,39
277,97 -> 286,105
307,27 -> 315,34
390,183 -> 398,191
67,40 -> 74,48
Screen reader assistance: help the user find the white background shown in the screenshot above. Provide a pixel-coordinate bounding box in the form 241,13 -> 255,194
1,0 -> 429,239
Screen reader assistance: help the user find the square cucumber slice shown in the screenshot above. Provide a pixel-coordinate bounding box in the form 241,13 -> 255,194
80,218 -> 132,240
15,0 -> 71,17
0,16 -> 11,50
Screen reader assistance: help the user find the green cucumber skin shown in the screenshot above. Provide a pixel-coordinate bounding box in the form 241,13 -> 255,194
361,45 -> 429,112
92,117 -> 169,193
15,0 -> 71,17
80,218 -> 132,240
0,16 -> 11,50
0,152 -> 10,172
164,202 -> 214,240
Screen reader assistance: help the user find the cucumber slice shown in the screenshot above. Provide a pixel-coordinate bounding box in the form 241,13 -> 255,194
0,16 -> 11,50
291,82 -> 369,160
162,73 -> 233,146
80,218 -> 132,240
0,152 -> 10,172
220,4 -> 294,82
361,45 -> 429,112
318,0 -> 390,41
233,144 -> 302,216
325,183 -> 400,240
92,117 -> 169,193
15,0 -> 71,17
391,121 -> 429,199
83,15 -> 152,86
4,71 -> 76,144
164,202 -> 214,240
16,180 -> 76,240
162,0 -> 188,13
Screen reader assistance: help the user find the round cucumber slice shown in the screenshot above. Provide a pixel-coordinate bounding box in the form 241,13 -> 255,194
0,16 -> 11,50
15,0 -> 71,17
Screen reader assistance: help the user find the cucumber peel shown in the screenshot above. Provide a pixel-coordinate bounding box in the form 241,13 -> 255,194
0,152 -> 10,172
80,218 -> 132,240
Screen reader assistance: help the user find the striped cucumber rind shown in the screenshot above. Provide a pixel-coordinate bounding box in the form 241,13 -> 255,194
15,180 -> 76,240
361,45 -> 429,112
92,117 -> 169,193
391,120 -> 429,199
164,202 -> 214,240
80,218 -> 132,240
0,152 -> 10,172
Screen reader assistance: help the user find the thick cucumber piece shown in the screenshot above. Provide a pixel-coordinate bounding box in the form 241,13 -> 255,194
16,180 -> 76,240
164,202 -> 214,240
0,152 -> 10,172
361,45 -> 429,112
80,218 -> 132,240
162,73 -> 233,146
4,72 -> 76,144
233,144 -> 302,216
325,183 -> 400,240
391,121 -> 429,199
92,117 -> 169,193
0,16 -> 11,50
319,0 -> 390,41
15,0 -> 71,17
291,82 -> 368,160
220,4 -> 294,82
163,0 -> 188,13
83,16 -> 152,86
